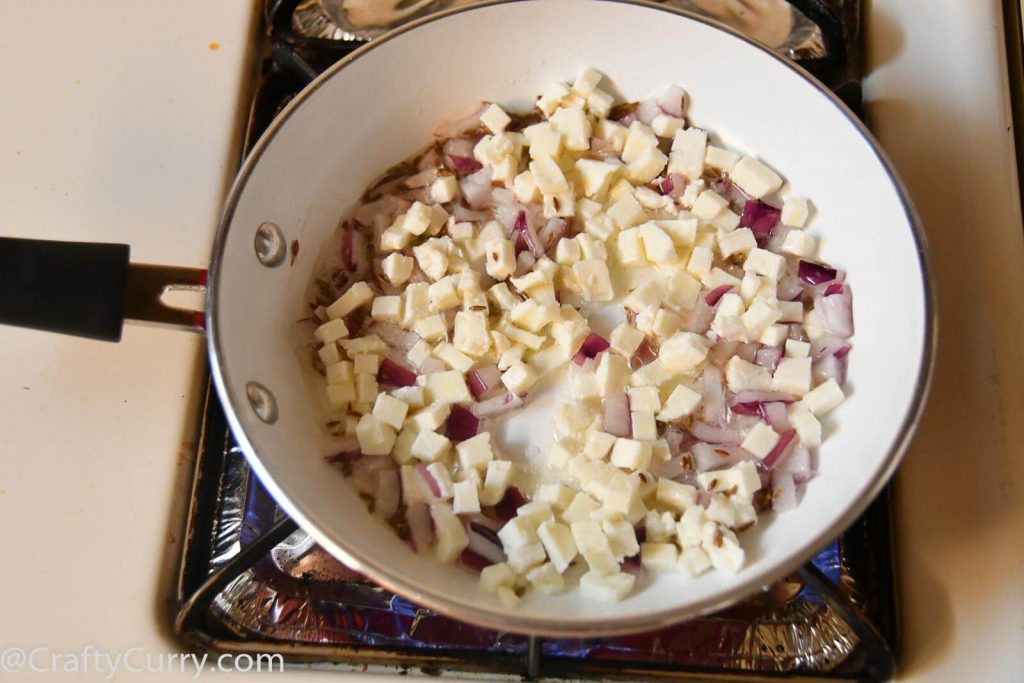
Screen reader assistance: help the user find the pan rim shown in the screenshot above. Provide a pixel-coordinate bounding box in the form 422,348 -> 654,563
206,0 -> 936,637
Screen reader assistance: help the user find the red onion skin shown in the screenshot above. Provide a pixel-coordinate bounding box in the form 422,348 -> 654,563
467,365 -> 503,400
630,337 -> 659,369
577,333 -> 611,360
459,549 -> 493,572
659,176 -> 675,195
415,463 -> 443,498
824,283 -> 845,296
446,154 -> 482,175
406,503 -> 435,554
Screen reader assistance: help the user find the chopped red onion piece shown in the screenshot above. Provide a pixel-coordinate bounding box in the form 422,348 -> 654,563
446,154 -> 483,175
406,502 -> 435,554
493,487 -> 528,523
604,393 -> 632,437
824,282 -> 845,296
689,421 -> 742,445
684,296 -> 714,334
771,472 -> 800,512
691,442 -> 745,472
367,320 -> 419,352
776,444 -> 814,480
737,341 -> 760,363
514,209 -> 527,231
834,345 -> 852,359
733,389 -> 795,404
815,287 -> 854,338
635,99 -> 662,125
621,553 -> 645,577
471,390 -> 524,418
467,364 -> 502,400
539,217 -> 568,252
459,549 -> 493,572
762,402 -> 790,432
813,354 -> 847,386
630,337 -> 659,369
404,167 -> 438,188
754,345 -> 783,370
740,200 -> 781,240
699,366 -> 727,425
762,429 -> 797,468
798,260 -> 838,285
659,176 -> 675,195
378,357 -> 417,387
650,454 -> 687,479
705,285 -> 733,306
453,204 -> 489,222
707,339 -> 741,367
435,104 -> 486,138
730,402 -> 762,417
657,84 -> 687,117
666,427 -> 696,456
445,404 -> 480,441
459,167 -> 493,208
373,468 -> 401,518
415,463 -> 443,498
466,523 -> 507,564
578,333 -> 611,359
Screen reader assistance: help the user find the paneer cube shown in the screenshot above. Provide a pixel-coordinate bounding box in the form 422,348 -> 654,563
627,385 -> 661,412
579,570 -> 635,601
314,318 -> 349,345
656,478 -> 697,512
426,370 -> 472,403
659,332 -> 711,371
480,562 -> 515,594
372,393 -> 409,430
407,403 -> 451,432
772,357 -> 812,396
570,521 -> 619,575
480,102 -> 511,134
456,432 -> 494,470
669,128 -> 707,180
410,430 -> 450,462
537,520 -> 578,572
801,377 -> 846,415
526,562 -> 566,594
452,479 -> 481,514
730,156 -> 783,199
355,414 -> 396,456
788,403 -> 822,446
610,438 -> 652,471
741,421 -> 780,459
484,238 -> 516,280
480,459 -> 513,505
691,190 -> 729,220
430,502 -> 469,563
725,356 -> 772,392
498,516 -> 540,550
781,196 -> 810,227
743,247 -> 785,280
501,361 -> 539,395
641,542 -> 679,572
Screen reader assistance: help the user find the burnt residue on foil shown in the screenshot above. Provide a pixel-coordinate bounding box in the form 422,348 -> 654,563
293,0 -> 833,60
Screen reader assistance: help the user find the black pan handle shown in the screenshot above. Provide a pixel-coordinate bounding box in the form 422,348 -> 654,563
0,237 -> 206,342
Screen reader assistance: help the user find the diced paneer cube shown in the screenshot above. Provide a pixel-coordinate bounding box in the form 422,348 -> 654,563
701,522 -> 745,573
501,360 -> 539,395
430,502 -> 469,563
631,410 -> 657,441
659,332 -> 711,371
656,478 -> 697,512
678,547 -> 712,577
480,103 -> 511,134
725,356 -> 772,392
456,432 -> 493,470
430,174 -> 459,204
583,430 -> 617,460
626,147 -> 668,184
497,585 -> 520,608
781,230 -> 817,258
730,156 -> 783,199
595,352 -> 630,395
692,189 -> 728,220
606,192 -> 646,230
570,521 -> 619,575
408,403 -> 450,432
704,145 -> 740,172
326,281 -> 374,320
426,370 -> 472,403
480,562 -> 515,594
657,384 -> 701,422
579,570 -> 635,601
537,520 -> 578,572
480,460 -> 513,505
452,479 -> 481,514
772,357 -> 812,396
638,222 -> 676,264
788,403 -> 822,446
781,196 -> 810,227
651,114 -> 685,138
410,430 -> 450,462
526,562 -> 565,594
641,542 -> 679,572
372,393 -> 409,430
536,483 -> 575,511
627,385 -> 661,412
314,318 -> 349,345
562,492 -> 600,523
741,421 -> 780,459
801,378 -> 846,415
696,460 -> 762,497
326,360 -> 353,385
610,438 -> 652,471
507,541 -> 548,573
371,295 -> 402,323
355,414 -> 396,456
743,247 -> 785,280
354,353 -> 380,375
669,128 -> 707,180
412,242 -> 448,281
785,338 -> 811,357
485,238 -> 516,280
498,516 -> 539,551
718,227 -> 757,258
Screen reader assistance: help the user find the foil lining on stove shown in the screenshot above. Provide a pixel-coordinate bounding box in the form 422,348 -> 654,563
292,0 -> 828,60
202,462 -> 859,673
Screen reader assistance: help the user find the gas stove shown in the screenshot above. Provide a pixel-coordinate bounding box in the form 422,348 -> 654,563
173,1 -> 897,679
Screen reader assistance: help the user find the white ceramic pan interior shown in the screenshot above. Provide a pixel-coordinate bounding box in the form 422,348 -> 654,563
208,0 -> 933,636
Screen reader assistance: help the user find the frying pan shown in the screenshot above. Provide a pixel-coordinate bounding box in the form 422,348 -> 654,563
0,0 -> 934,636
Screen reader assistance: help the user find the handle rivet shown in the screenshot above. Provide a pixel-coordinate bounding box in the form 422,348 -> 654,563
245,381 -> 278,424
254,222 -> 286,267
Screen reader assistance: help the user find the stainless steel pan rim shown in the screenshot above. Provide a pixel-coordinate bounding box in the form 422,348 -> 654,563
205,0 -> 937,637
